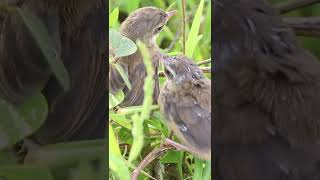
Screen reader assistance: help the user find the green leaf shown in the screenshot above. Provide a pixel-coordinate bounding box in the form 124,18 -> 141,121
110,114 -> 132,130
0,93 -> 48,150
185,0 -> 204,58
109,123 -> 122,156
193,157 -> 205,180
0,166 -> 53,180
202,161 -> 211,180
24,140 -> 106,168
109,91 -> 125,109
114,63 -> 132,90
109,29 -> 137,58
109,153 -> 131,180
17,8 -> 70,91
160,151 -> 182,164
109,7 -> 119,27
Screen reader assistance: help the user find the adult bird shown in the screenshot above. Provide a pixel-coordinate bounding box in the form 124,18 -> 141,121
158,56 -> 211,160
109,7 -> 176,107
0,0 -> 107,158
213,0 -> 320,179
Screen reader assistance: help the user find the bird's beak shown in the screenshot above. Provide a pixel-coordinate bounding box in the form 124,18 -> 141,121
166,10 -> 177,20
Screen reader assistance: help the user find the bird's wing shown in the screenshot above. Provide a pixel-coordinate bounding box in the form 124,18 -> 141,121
119,63 -> 146,107
217,51 -> 320,144
161,92 -> 211,152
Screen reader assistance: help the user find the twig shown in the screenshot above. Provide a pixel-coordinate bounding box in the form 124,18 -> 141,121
197,59 -> 211,66
182,0 -> 186,54
164,30 -> 181,53
131,146 -> 174,180
165,138 -> 200,155
276,0 -> 320,14
131,138 -> 204,180
284,17 -> 320,37
159,67 -> 211,77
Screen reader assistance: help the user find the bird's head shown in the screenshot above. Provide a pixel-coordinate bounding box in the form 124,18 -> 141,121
162,56 -> 205,86
120,7 -> 176,46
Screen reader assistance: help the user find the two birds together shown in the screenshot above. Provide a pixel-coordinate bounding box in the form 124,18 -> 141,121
115,0 -> 320,179
109,7 -> 212,160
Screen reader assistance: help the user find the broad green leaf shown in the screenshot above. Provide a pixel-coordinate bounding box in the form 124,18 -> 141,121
109,91 -> 125,109
0,93 -> 48,150
109,29 -> 137,58
109,7 -> 119,27
17,8 -> 70,91
109,123 -> 122,156
185,0 -> 204,58
0,166 -> 53,180
110,114 -> 132,130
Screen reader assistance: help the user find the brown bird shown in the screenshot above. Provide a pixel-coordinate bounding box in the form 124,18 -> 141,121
213,0 -> 320,179
0,0 -> 107,156
109,7 -> 176,107
158,55 -> 211,160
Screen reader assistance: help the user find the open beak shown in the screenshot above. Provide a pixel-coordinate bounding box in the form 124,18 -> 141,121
165,10 -> 177,20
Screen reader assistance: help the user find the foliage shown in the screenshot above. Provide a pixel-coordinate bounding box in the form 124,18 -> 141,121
108,0 -> 212,179
0,3 -> 105,180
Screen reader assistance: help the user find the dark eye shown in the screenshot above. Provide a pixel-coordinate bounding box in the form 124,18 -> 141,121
165,68 -> 174,79
155,25 -> 164,33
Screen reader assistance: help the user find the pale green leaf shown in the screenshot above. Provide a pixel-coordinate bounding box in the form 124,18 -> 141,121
109,7 -> 119,27
185,0 -> 204,58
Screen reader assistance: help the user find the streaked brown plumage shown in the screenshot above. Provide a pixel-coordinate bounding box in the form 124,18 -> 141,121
0,0 -> 107,145
109,7 -> 176,107
158,55 -> 211,160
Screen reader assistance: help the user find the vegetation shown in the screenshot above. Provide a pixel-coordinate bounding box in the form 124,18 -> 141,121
109,0 -> 212,179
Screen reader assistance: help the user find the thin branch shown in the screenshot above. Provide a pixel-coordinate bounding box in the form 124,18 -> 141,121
182,0 -> 186,54
158,67 -> 211,77
197,59 -> 211,66
131,138 -> 204,180
131,146 -> 174,180
284,17 -> 320,37
276,0 -> 320,14
164,138 -> 200,155
164,30 -> 181,53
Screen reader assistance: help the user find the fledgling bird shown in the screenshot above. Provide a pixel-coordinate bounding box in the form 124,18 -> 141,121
109,7 -> 176,107
158,55 -> 211,160
213,0 -> 320,179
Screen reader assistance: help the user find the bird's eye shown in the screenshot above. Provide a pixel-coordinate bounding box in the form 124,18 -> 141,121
165,68 -> 174,79
155,25 -> 164,33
